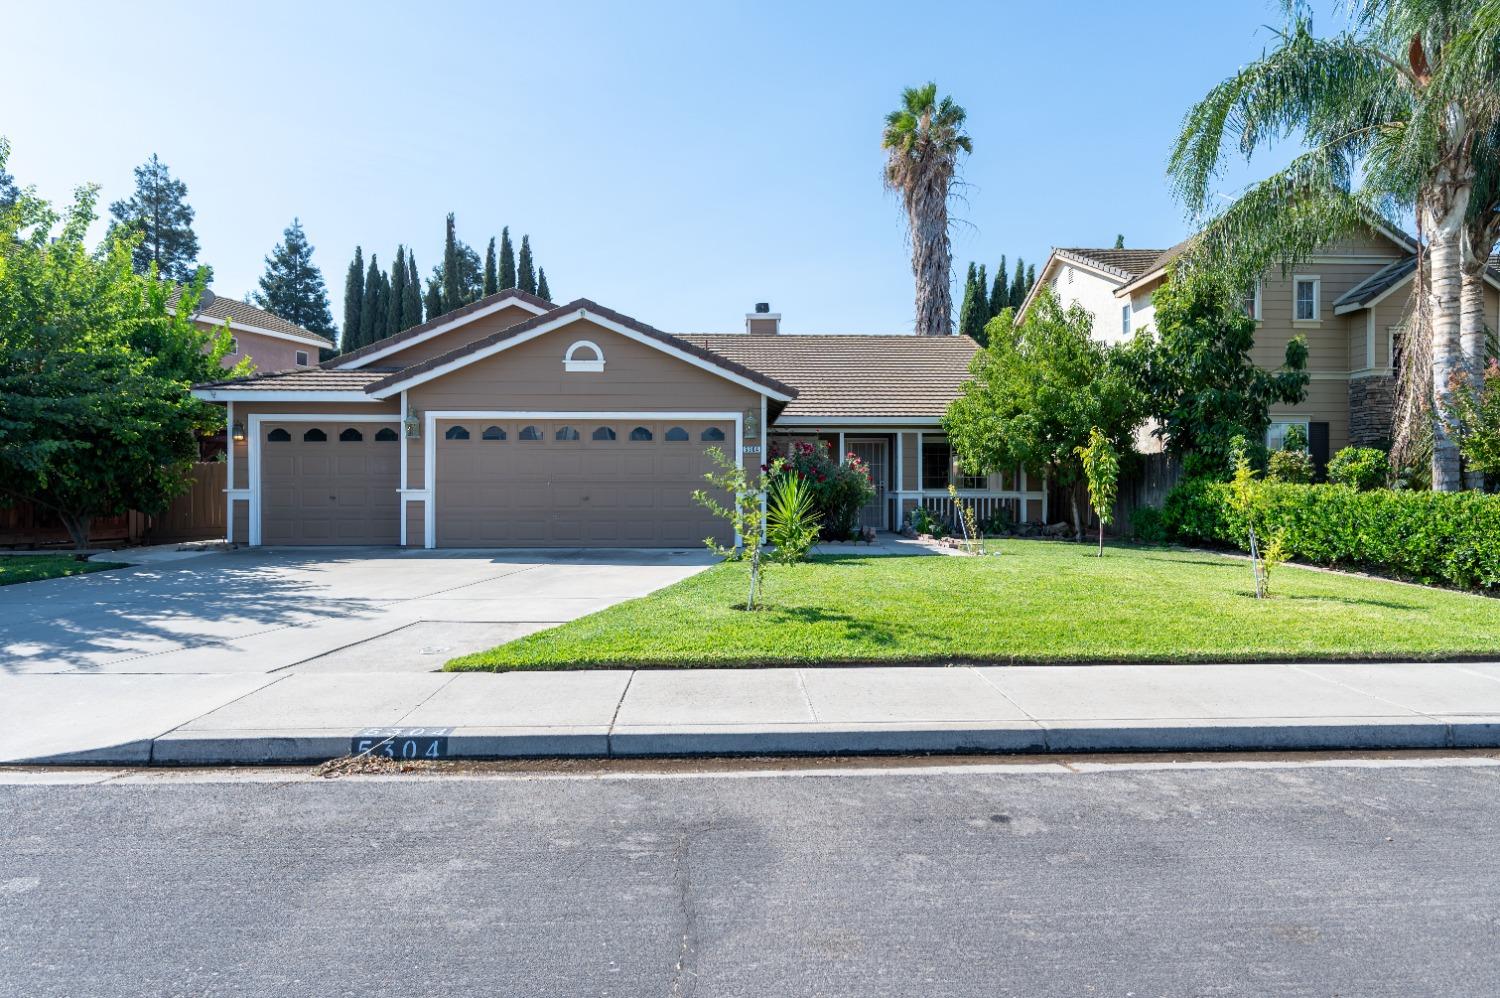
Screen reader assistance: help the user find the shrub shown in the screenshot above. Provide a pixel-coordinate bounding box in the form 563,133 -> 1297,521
1281,423 -> 1309,452
1130,506 -> 1167,544
908,505 -> 946,538
1327,446 -> 1389,491
1162,478 -> 1500,589
770,441 -> 876,541
1266,448 -> 1315,483
766,471 -> 821,563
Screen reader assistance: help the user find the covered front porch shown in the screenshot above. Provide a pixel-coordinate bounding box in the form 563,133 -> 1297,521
767,423 -> 1047,533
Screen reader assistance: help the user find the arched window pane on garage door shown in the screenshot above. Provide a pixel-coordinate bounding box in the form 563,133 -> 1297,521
445,425 -> 470,440
339,428 -> 364,442
556,425 -> 580,441
629,426 -> 653,441
267,428 -> 291,442
303,428 -> 327,442
375,427 -> 398,442
700,426 -> 725,441
519,425 -> 543,440
482,425 -> 506,440
665,426 -> 690,441
592,426 -> 616,441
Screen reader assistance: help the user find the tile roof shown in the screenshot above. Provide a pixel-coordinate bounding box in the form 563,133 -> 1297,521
677,333 -> 979,419
170,288 -> 333,347
363,299 -> 801,400
326,287 -> 554,367
194,367 -> 394,392
1055,247 -> 1168,281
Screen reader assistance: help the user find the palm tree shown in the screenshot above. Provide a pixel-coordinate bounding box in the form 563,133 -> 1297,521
1168,2 -> 1500,490
1459,121 -> 1500,486
883,83 -> 971,336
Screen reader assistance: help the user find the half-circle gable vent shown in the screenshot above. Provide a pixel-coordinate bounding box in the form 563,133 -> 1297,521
563,339 -> 605,372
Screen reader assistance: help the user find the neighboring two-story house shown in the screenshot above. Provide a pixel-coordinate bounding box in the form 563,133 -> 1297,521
169,288 -> 334,373
1021,225 -> 1500,468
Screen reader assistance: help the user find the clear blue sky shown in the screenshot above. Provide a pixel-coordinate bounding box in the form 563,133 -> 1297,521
7,0 -> 1336,334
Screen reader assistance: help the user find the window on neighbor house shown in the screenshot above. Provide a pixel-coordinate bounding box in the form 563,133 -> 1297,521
922,439 -> 952,491
1266,420 -> 1310,453
228,337 -> 238,354
295,350 -> 309,366
1294,277 -> 1320,321
1121,304 -> 1131,337
1241,281 -> 1261,320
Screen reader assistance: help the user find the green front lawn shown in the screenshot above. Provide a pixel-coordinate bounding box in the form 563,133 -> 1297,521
0,554 -> 127,586
448,540 -> 1500,670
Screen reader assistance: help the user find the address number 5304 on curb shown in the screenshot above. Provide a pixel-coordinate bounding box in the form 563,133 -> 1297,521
352,727 -> 453,759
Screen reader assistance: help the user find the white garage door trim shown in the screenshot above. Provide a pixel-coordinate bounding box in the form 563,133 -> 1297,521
247,413 -> 401,546
423,409 -> 744,550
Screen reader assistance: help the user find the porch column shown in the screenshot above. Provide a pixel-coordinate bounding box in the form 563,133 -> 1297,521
224,402 -> 234,544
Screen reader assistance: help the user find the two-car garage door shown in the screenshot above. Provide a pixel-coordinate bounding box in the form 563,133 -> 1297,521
434,418 -> 732,547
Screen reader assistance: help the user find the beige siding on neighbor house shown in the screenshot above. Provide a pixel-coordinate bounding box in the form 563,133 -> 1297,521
370,302 -> 543,368
210,323 -> 318,374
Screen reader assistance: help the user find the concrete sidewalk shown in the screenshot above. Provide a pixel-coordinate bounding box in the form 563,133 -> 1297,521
7,662 -> 1500,764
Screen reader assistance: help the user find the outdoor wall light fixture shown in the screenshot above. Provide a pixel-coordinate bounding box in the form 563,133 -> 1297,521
231,421 -> 246,442
403,406 -> 422,439
743,407 -> 760,440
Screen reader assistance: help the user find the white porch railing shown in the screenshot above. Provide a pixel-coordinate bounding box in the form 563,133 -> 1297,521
893,488 -> 1049,532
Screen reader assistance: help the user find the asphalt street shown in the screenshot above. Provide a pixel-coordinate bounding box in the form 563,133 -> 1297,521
3,757 -> 1498,996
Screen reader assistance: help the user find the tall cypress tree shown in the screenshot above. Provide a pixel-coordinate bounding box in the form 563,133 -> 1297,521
518,235 -> 536,295
974,263 -> 988,325
388,246 -> 409,333
404,251 -> 423,327
341,246 -> 365,352
957,262 -> 978,339
107,154 -> 202,281
1009,257 -> 1027,309
424,275 -> 442,321
483,237 -> 498,296
990,256 -> 1008,319
374,268 -> 392,342
498,227 -> 516,290
360,255 -> 381,346
441,213 -> 460,312
1025,263 -> 1035,297
1114,234 -> 1125,249
536,268 -> 551,302
254,218 -> 336,345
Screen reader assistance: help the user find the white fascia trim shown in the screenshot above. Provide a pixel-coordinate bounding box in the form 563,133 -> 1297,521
773,415 -> 944,427
368,307 -> 795,402
192,389 -> 382,402
173,309 -> 331,349
333,296 -> 550,370
422,409 -> 744,550
244,412 -> 401,547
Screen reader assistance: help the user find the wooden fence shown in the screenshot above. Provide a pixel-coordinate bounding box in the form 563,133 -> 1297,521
0,462 -> 225,548
1112,451 -> 1183,529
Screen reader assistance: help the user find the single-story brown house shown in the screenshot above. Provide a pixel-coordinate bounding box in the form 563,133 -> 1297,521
193,291 -> 1047,548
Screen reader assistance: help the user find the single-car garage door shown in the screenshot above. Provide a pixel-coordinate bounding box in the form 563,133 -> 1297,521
261,420 -> 400,545
434,418 -> 733,547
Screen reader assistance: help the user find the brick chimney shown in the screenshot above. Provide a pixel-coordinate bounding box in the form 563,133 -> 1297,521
745,302 -> 780,335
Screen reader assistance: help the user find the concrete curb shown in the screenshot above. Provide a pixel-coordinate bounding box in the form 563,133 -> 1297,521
16,717 -> 1498,765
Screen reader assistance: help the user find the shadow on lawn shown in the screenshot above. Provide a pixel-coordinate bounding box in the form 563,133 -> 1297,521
765,605 -> 898,646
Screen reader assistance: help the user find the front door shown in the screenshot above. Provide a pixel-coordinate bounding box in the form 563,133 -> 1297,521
848,439 -> 888,532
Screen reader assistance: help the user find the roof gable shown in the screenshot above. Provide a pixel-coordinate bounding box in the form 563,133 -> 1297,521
331,287 -> 552,369
363,299 -> 798,401
168,287 -> 333,348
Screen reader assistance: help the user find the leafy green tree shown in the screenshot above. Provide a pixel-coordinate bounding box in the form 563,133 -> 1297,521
341,246 -> 364,351
1075,427 -> 1120,556
403,250 -> 423,328
1114,234 -> 1125,249
0,137 -> 18,210
254,219 -> 335,345
424,276 -> 442,321
943,287 -> 1145,538
536,267 -> 552,302
518,234 -> 536,295
1127,268 -> 1309,478
498,226 -> 516,290
692,448 -> 780,610
107,154 -> 202,282
388,246 -> 409,334
483,236 -> 498,296
882,82 -> 972,335
0,180 -> 243,547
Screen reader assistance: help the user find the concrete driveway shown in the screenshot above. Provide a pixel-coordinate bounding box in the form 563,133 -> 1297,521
0,547 -> 715,676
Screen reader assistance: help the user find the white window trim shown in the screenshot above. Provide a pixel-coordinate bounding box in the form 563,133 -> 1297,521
245,413 -> 401,547
1121,304 -> 1131,337
1266,418 -> 1311,452
1244,280 -> 1263,323
562,339 -> 605,373
228,337 -> 239,354
1293,275 -> 1321,324
295,350 -> 309,367
423,409 -> 746,550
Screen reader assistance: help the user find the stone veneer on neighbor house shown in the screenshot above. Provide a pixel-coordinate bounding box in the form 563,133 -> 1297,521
1348,376 -> 1396,449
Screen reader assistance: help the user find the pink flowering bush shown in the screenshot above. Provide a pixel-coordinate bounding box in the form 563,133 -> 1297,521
768,439 -> 876,541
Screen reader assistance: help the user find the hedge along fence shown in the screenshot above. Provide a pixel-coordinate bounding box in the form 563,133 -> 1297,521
1163,479 -> 1500,590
